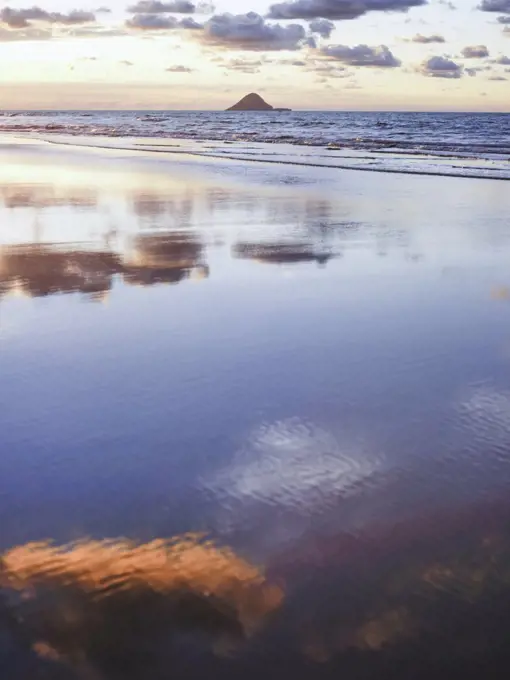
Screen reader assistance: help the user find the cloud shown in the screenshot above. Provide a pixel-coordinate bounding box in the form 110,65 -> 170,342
199,12 -> 306,51
223,57 -> 267,72
464,64 -> 493,75
119,59 -> 133,65
494,54 -> 510,63
126,12 -> 201,28
166,64 -> 194,71
96,6 -> 111,12
304,58 -> 350,77
478,0 -> 510,11
438,0 -> 456,8
309,18 -> 335,37
465,64 -> 492,75
0,24 -> 51,40
267,0 -> 427,20
319,43 -> 401,67
64,25 -> 127,36
0,7 -> 95,28
304,60 -> 348,78
419,55 -> 463,77
179,16 -> 202,27
461,44 -> 489,58
126,13 -> 177,27
488,74 -> 507,79
498,14 -> 510,21
127,0 -> 195,12
410,32 -> 445,43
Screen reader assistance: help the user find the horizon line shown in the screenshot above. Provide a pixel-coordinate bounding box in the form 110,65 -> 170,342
0,108 -> 508,114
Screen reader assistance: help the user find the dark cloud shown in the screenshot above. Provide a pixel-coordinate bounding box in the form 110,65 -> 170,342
55,9 -> 96,24
465,65 -> 492,75
166,64 -> 194,71
126,12 -> 200,27
411,33 -> 445,42
199,12 -> 306,50
498,14 -> 510,21
319,43 -> 401,67
267,0 -> 427,21
420,55 -> 463,77
180,16 -> 202,27
96,6 -> 111,12
127,0 -> 195,13
494,54 -> 510,63
461,44 -> 489,57
309,18 -> 335,37
478,0 -> 510,12
488,74 -> 507,79
0,7 -> 95,28
126,13 -> 177,27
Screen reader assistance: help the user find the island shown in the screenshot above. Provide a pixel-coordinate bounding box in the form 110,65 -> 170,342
226,93 -> 291,112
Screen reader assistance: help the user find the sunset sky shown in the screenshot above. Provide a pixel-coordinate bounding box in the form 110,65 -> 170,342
0,0 -> 509,109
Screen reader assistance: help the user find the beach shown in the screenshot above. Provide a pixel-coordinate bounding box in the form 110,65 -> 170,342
2,135 -> 510,678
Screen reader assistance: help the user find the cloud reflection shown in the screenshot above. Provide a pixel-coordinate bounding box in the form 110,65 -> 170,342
0,231 -> 208,299
201,418 -> 382,552
1,535 -> 283,679
232,242 -> 333,266
0,182 -> 97,209
124,232 -> 208,286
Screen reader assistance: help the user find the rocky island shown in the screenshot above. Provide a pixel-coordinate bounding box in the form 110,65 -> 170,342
226,93 -> 291,112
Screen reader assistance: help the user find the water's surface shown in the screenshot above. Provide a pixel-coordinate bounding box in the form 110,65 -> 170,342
2,139 -> 510,678
0,109 -> 509,179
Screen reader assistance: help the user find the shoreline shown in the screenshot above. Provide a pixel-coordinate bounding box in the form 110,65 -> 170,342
0,133 -> 508,183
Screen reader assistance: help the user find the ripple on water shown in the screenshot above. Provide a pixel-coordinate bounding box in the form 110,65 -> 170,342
453,387 -> 510,466
200,418 -> 384,541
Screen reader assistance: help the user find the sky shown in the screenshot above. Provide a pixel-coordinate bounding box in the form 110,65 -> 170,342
0,0 -> 509,109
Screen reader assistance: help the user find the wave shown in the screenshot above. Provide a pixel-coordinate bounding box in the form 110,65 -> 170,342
0,118 -> 509,159
41,136 -> 510,181
0,109 -> 508,180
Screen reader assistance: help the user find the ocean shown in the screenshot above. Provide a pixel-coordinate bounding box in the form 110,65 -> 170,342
0,109 -> 509,179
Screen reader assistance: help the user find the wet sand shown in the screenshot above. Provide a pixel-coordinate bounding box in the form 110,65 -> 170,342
2,138 -> 510,678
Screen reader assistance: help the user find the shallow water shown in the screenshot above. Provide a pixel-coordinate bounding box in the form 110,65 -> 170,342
2,140 -> 510,678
